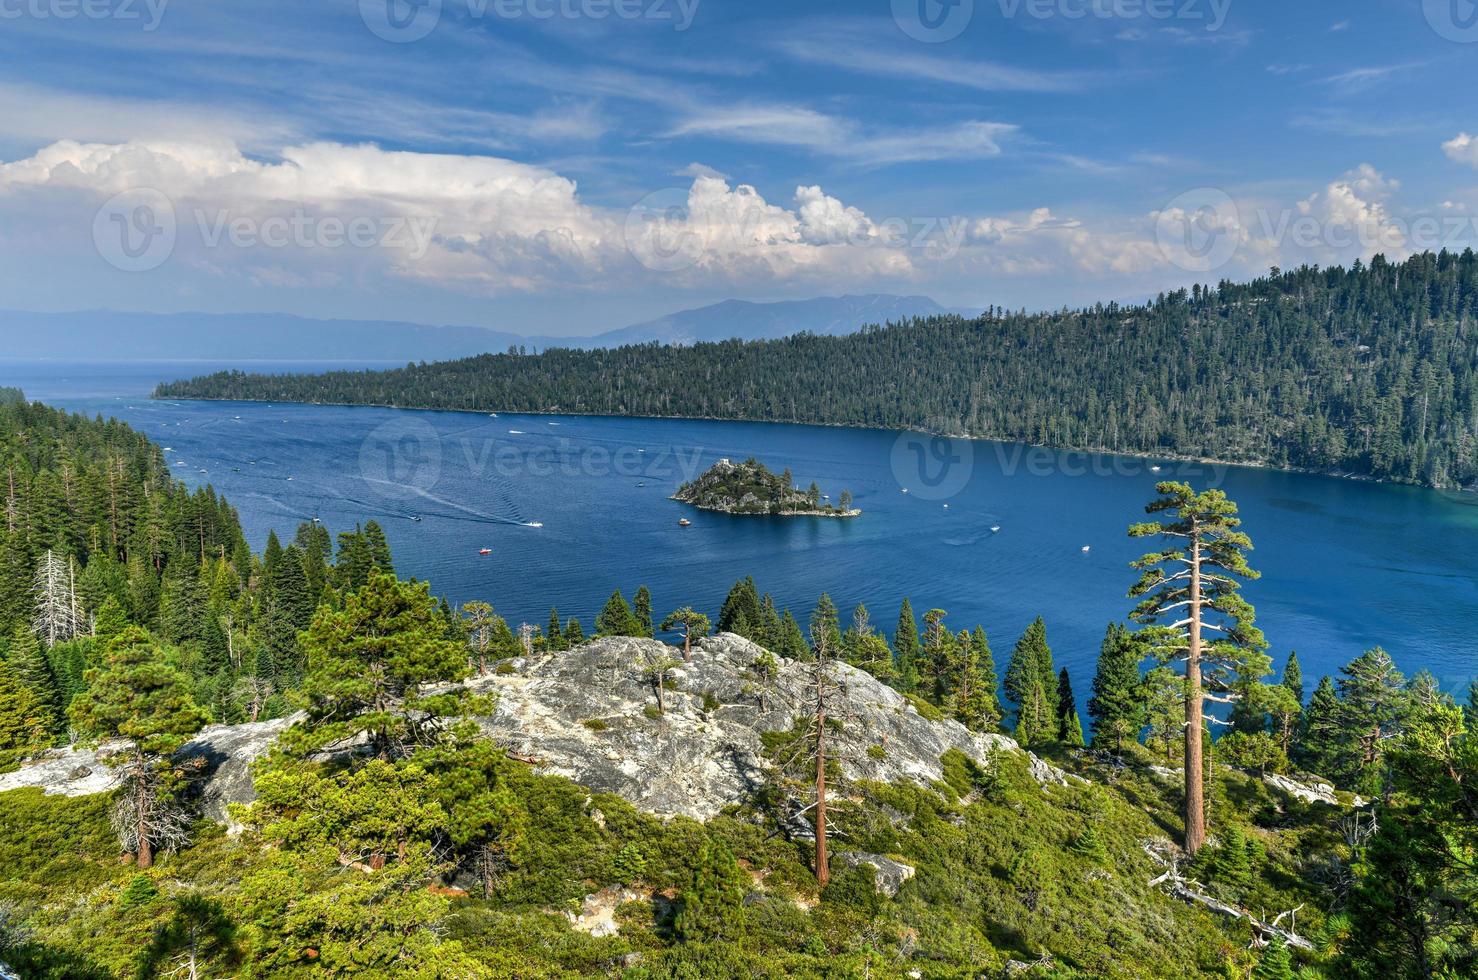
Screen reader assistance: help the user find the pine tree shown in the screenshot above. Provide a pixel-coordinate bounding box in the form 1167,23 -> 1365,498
674,838 -> 747,941
894,598 -> 920,693
1016,680 -> 1052,747
632,586 -> 653,638
199,608 -> 231,676
1252,936 -> 1294,980
970,626 -> 1004,730
809,593 -> 841,660
660,607 -> 711,662
269,545 -> 315,630
562,617 -> 586,647
0,655 -> 53,766
68,627 -> 210,867
1089,622 -> 1144,755
1061,707 -> 1085,748
1464,679 -> 1478,731
1334,648 -> 1408,793
944,629 -> 994,730
1005,618 -> 1057,733
842,604 -> 895,683
1129,483 -> 1268,855
1281,651 -> 1304,704
595,590 -> 639,638
334,528 -> 375,591
1069,822 -> 1107,862
546,608 -> 565,651
8,625 -> 60,736
363,520 -> 394,575
290,573 -> 479,761
461,601 -> 497,675
1295,676 -> 1343,776
1056,668 -> 1081,743
757,593 -> 782,650
776,610 -> 807,659
717,577 -> 762,636
919,609 -> 953,702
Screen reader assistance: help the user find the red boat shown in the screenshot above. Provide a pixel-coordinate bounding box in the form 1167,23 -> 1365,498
479,548 -> 493,556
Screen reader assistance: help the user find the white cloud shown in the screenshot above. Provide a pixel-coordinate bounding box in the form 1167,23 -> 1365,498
775,37 -> 1090,94
1443,133 -> 1478,169
0,138 -> 920,293
664,107 -> 1015,164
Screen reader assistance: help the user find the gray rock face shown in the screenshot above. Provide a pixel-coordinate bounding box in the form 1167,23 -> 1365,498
471,633 -> 1019,821
1261,771 -> 1361,807
837,852 -> 917,897
0,718 -> 294,825
0,635 -> 1029,825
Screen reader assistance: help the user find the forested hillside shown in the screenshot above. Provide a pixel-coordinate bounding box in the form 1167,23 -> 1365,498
160,252 -> 1478,488
1,399 -> 1474,978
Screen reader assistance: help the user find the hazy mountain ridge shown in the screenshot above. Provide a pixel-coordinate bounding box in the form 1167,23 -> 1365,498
0,295 -> 965,361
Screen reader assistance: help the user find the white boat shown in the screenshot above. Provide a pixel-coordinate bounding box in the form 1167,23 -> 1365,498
509,429 -> 524,434
991,525 -> 1001,533
1151,465 -> 1162,472
943,504 -> 949,509
901,488 -> 909,494
1081,545 -> 1091,553
525,522 -> 544,528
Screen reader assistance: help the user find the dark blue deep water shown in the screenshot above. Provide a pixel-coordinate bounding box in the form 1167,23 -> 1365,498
10,360 -> 1478,709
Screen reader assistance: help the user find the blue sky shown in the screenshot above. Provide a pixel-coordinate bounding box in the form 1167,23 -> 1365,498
1,0 -> 1476,335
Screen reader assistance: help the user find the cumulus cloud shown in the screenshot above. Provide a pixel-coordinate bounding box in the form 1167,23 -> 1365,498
0,136 -> 1464,311
0,138 -> 924,293
1443,133 -> 1478,168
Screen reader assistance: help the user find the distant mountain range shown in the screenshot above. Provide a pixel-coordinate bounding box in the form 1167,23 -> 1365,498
0,295 -> 973,362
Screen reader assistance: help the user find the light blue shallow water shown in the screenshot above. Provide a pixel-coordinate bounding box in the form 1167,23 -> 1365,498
10,360 -> 1478,710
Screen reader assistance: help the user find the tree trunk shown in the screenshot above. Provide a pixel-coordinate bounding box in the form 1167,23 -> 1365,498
1185,534 -> 1206,856
815,688 -> 829,888
136,755 -> 154,869
683,631 -> 692,663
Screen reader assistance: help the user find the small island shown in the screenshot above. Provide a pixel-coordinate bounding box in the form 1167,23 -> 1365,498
673,457 -> 860,517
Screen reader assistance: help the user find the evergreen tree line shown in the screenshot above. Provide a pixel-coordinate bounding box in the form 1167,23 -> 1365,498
0,392 -> 416,766
162,252 -> 1478,488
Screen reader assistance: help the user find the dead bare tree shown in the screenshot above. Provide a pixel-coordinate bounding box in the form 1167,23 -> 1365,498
1141,838 -> 1311,951
33,549 -> 85,646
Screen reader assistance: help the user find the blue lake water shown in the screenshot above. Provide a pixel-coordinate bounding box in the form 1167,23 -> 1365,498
9,359 -> 1478,711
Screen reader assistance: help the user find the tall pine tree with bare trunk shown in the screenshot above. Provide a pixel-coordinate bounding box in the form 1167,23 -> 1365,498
1128,482 -> 1267,855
